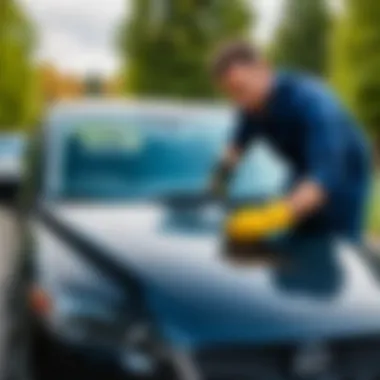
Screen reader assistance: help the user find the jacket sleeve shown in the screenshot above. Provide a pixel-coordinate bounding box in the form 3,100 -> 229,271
300,85 -> 345,195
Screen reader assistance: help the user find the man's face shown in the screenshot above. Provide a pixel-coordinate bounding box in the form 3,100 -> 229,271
219,63 -> 270,110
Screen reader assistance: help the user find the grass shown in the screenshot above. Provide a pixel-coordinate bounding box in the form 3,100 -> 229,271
368,173 -> 380,236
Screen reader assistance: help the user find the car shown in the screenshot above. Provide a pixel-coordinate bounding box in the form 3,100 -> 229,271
0,133 -> 26,199
24,100 -> 380,380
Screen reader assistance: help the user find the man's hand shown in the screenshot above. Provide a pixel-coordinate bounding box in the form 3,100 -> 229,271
287,180 -> 327,219
210,164 -> 230,198
226,180 -> 327,242
209,147 -> 241,198
226,200 -> 294,242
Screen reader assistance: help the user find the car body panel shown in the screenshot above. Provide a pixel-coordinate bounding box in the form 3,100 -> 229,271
34,202 -> 380,349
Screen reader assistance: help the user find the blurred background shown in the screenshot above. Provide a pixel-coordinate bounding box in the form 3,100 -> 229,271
0,0 -> 378,237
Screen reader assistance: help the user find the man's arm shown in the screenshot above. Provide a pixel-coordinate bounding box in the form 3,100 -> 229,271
285,86 -> 344,221
226,85 -> 346,242
211,111 -> 255,197
211,146 -> 242,197
226,88 -> 344,241
286,180 -> 327,219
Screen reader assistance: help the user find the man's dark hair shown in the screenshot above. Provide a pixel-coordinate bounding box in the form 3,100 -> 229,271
211,41 -> 260,79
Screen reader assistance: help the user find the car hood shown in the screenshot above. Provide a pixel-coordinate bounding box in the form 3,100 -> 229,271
40,202 -> 380,348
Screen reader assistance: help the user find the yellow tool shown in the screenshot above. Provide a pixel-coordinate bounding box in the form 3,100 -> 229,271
226,200 -> 294,242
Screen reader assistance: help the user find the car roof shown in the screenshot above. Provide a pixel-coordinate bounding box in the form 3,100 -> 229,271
48,98 -> 232,120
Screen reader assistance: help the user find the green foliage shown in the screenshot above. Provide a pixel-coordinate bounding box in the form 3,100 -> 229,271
368,173 -> 380,235
0,0 -> 37,130
329,14 -> 354,109
24,66 -> 44,128
271,0 -> 331,76
120,0 -> 254,98
330,0 -> 380,147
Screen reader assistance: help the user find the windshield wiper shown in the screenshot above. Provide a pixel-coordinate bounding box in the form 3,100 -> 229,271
159,190 -> 267,210
159,191 -> 216,206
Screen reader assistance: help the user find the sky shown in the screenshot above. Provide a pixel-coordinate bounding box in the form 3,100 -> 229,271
20,0 -> 283,77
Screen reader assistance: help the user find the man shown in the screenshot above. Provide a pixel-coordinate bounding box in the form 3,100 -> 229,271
211,41 -> 371,243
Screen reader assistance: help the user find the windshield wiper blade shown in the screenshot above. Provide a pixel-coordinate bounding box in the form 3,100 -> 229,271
159,191 -> 268,209
159,191 -> 216,206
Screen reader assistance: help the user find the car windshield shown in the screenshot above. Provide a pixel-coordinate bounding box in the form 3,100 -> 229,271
45,108 -> 290,201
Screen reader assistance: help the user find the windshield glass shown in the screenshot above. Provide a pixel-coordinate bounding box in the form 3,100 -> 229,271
45,109 -> 290,201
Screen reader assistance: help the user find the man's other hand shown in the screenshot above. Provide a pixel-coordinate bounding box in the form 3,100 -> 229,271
209,147 -> 241,198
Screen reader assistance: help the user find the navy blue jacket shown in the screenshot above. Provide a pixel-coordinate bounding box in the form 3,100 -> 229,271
233,72 -> 371,238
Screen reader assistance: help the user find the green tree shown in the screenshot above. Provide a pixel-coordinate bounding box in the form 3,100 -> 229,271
120,0 -> 253,98
330,0 -> 380,150
271,0 -> 331,76
0,0 -> 36,129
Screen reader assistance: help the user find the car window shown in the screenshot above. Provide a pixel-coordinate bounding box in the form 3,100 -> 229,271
0,135 -> 25,156
44,109 -> 291,202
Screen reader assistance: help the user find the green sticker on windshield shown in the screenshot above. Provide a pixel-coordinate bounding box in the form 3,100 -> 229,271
74,123 -> 144,152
